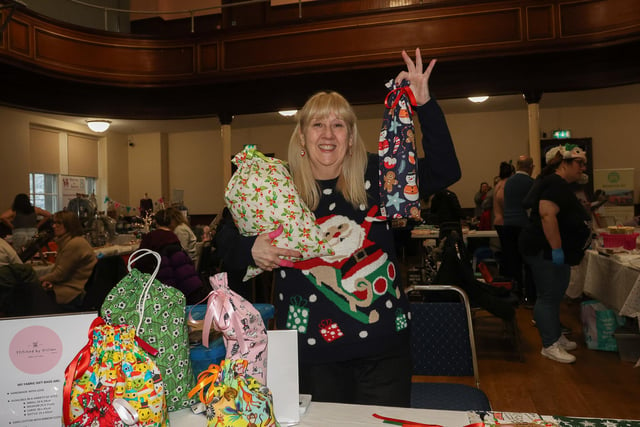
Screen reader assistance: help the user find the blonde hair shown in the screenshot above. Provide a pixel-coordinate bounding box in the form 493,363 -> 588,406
287,91 -> 368,210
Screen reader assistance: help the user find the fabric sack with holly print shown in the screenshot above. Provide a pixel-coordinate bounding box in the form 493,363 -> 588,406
224,146 -> 334,281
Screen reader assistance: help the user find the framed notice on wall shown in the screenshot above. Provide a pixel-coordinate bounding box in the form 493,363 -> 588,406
0,312 -> 96,426
61,175 -> 87,208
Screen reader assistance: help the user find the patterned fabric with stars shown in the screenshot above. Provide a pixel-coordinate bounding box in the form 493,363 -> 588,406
378,79 -> 421,221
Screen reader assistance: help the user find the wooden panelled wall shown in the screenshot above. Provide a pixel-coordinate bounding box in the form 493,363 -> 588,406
0,0 -> 639,118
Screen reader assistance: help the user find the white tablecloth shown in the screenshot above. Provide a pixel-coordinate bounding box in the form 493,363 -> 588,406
93,243 -> 138,257
27,244 -> 138,276
411,228 -> 498,240
569,249 -> 640,322
169,401 -> 471,427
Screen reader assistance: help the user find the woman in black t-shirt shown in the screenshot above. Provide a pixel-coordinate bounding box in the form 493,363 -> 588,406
519,144 -> 591,364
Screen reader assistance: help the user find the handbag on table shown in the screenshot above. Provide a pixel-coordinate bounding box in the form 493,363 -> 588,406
101,248 -> 197,412
62,317 -> 168,427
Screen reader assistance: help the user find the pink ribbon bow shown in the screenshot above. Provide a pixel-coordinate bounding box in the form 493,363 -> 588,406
200,275 -> 248,353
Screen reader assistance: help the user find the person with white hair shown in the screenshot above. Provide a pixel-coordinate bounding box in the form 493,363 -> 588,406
519,144 -> 592,364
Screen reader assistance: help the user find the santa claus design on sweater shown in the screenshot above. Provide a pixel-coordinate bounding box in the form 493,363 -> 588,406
294,207 -> 400,325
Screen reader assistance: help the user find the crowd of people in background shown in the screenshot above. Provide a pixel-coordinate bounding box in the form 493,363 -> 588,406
465,143 -> 599,365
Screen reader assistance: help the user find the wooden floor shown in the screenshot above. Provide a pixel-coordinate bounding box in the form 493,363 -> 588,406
472,298 -> 640,420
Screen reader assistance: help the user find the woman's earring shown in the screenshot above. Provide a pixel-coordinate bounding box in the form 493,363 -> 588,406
300,148 -> 306,157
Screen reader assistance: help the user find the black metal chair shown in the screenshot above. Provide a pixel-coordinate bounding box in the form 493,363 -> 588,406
433,232 -> 524,362
407,284 -> 492,411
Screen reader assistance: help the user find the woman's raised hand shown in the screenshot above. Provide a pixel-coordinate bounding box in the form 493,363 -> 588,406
394,48 -> 437,106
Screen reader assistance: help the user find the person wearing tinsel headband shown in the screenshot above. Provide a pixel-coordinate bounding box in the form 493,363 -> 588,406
519,143 -> 592,364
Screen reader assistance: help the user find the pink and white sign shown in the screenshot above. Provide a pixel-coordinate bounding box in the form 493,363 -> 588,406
0,313 -> 96,426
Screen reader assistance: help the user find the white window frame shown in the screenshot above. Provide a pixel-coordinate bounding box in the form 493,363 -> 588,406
29,172 -> 59,212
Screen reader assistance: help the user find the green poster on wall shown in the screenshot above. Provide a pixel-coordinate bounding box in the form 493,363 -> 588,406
593,168 -> 635,225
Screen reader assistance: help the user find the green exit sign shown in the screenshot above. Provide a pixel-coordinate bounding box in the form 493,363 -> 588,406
552,129 -> 571,139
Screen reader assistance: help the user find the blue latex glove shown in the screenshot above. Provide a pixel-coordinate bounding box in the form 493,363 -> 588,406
551,248 -> 565,265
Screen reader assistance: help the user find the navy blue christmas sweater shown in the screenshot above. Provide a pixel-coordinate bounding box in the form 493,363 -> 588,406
218,98 -> 460,365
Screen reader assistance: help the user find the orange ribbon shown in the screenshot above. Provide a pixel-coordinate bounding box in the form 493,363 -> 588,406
188,364 -> 222,404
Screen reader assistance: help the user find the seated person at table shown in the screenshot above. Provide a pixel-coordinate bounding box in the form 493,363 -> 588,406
0,236 -> 22,267
1,193 -> 52,252
136,209 -> 209,304
0,236 -> 29,316
38,211 -> 97,312
165,206 -> 199,265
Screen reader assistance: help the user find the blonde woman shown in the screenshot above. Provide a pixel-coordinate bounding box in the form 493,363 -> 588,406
166,207 -> 198,264
217,49 -> 461,407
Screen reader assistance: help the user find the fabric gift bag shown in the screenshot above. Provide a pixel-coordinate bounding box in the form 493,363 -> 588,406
101,248 -> 196,412
190,272 -> 269,384
62,317 -> 168,427
188,359 -> 278,427
224,145 -> 334,280
378,79 -> 421,220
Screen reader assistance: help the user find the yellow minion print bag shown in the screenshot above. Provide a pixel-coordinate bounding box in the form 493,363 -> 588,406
62,317 -> 168,426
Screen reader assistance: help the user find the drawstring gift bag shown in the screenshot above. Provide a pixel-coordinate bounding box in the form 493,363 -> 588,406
101,248 -> 196,412
224,145 -> 334,281
189,272 -> 269,384
188,359 -> 278,427
378,79 -> 421,221
62,317 -> 168,426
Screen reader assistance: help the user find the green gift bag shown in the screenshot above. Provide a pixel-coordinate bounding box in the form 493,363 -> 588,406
101,248 -> 197,412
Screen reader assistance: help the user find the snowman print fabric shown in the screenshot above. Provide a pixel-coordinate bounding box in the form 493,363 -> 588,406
378,79 -> 421,221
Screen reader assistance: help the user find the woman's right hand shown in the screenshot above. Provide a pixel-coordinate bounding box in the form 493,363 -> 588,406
251,225 -> 302,271
394,47 -> 436,106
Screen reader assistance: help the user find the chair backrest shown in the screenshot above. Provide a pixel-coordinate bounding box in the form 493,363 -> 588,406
407,284 -> 480,388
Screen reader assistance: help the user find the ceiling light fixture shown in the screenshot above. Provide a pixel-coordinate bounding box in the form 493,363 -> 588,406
278,110 -> 297,117
86,119 -> 111,132
467,96 -> 489,103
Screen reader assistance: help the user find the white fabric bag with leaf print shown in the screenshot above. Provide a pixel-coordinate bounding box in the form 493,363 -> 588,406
224,146 -> 334,280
